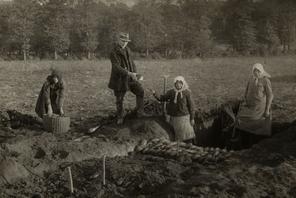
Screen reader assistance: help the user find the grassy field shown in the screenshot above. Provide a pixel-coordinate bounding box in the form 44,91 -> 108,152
0,56 -> 295,122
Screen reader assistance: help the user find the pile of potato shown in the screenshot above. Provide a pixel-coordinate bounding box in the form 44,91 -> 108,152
135,138 -> 233,164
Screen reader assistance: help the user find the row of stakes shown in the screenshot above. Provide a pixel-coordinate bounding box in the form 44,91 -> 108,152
65,139 -> 234,194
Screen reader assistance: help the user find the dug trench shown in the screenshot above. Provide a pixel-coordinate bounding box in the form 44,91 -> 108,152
0,100 -> 296,197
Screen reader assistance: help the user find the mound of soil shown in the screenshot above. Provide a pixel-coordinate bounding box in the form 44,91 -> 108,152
29,125 -> 296,198
0,115 -> 173,178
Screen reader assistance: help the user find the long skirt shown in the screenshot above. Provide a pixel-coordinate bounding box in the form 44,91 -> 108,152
237,102 -> 272,136
170,115 -> 195,141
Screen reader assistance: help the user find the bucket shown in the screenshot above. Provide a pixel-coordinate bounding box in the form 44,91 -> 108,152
43,114 -> 70,133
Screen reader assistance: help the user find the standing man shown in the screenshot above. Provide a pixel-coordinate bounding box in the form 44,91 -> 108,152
108,32 -> 146,124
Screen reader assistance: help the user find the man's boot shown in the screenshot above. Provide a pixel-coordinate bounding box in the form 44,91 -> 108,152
136,96 -> 149,118
116,100 -> 124,124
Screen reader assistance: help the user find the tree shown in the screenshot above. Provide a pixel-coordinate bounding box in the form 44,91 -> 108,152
180,0 -> 213,57
263,21 -> 280,54
8,0 -> 38,61
254,0 -> 280,55
277,0 -> 296,53
160,2 -> 186,57
96,2 -> 129,57
196,15 -> 213,57
30,2 -> 49,59
131,0 -> 165,56
209,0 -> 227,44
75,0 -> 99,59
224,0 -> 257,55
0,2 -> 11,55
43,0 -> 71,60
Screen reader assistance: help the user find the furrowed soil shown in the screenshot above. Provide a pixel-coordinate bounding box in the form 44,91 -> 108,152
0,57 -> 296,197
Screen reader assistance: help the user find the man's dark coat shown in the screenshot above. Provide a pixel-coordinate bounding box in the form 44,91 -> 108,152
108,44 -> 137,92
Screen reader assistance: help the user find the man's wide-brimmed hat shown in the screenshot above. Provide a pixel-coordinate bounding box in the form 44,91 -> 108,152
117,32 -> 131,42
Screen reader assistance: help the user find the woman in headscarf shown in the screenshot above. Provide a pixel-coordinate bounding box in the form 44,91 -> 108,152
35,69 -> 65,118
152,76 -> 196,143
235,63 -> 273,147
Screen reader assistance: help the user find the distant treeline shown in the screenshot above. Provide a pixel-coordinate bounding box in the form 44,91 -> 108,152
0,0 -> 295,60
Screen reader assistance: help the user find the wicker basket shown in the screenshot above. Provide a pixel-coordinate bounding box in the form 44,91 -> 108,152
43,115 -> 70,133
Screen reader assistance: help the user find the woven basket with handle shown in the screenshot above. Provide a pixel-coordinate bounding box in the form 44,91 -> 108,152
43,114 -> 70,133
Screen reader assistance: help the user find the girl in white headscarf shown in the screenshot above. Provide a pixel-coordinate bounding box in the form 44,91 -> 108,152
152,76 -> 196,143
236,63 -> 273,142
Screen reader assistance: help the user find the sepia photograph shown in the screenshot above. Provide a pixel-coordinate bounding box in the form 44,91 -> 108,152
0,0 -> 296,197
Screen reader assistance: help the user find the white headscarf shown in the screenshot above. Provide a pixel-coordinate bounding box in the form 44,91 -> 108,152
173,76 -> 189,104
252,63 -> 271,84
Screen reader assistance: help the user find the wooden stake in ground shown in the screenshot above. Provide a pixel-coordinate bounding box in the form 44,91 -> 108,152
67,167 -> 74,194
103,155 -> 106,186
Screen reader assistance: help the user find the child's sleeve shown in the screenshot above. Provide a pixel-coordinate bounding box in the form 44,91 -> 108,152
58,80 -> 65,108
43,82 -> 51,106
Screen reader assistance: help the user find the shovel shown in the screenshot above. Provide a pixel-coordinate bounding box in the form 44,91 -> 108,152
88,125 -> 102,134
87,116 -> 117,134
229,101 -> 243,144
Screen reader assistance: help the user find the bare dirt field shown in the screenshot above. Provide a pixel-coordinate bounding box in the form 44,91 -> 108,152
0,56 -> 296,197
